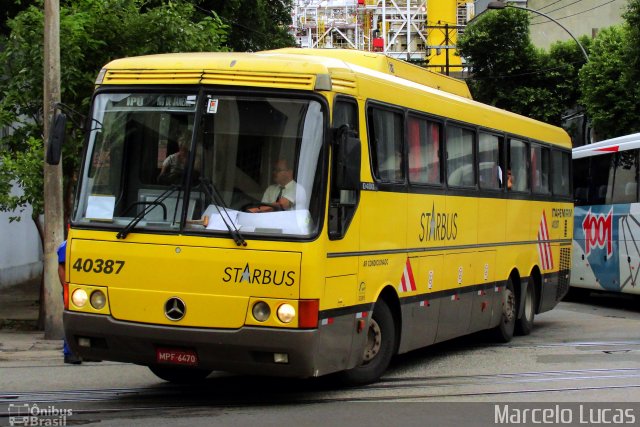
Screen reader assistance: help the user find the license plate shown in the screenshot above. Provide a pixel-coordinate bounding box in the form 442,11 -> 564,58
156,347 -> 198,366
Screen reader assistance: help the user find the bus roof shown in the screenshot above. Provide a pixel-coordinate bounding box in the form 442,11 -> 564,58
572,133 -> 640,159
98,49 -> 570,148
99,48 -> 470,98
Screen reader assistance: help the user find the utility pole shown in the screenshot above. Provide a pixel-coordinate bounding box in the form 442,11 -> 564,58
43,0 -> 64,339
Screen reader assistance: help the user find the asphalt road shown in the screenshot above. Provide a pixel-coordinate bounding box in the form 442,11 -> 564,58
1,293 -> 639,427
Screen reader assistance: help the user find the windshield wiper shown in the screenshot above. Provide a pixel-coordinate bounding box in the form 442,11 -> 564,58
116,185 -> 179,240
199,177 -> 246,247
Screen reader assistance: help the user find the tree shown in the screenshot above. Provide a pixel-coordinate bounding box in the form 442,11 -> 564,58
457,8 -> 587,127
579,26 -> 634,140
195,0 -> 295,51
0,0 -> 229,327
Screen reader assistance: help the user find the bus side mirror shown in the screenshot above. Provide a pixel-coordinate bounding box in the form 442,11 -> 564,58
46,113 -> 67,165
333,125 -> 360,191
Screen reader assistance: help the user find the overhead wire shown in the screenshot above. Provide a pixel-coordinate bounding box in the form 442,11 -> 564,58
530,0 -> 621,25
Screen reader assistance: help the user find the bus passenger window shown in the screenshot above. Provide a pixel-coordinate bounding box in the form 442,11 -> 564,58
446,125 -> 474,187
334,98 -> 359,134
367,107 -> 404,182
508,138 -> 529,192
610,151 -> 638,204
551,150 -> 571,197
478,133 -> 502,190
531,145 -> 551,194
408,116 -> 441,185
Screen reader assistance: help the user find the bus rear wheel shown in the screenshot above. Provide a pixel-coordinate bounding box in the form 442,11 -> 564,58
490,278 -> 516,343
516,282 -> 535,336
148,365 -> 212,383
340,299 -> 396,385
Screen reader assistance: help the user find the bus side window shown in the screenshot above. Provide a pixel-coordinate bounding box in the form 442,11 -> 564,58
367,106 -> 404,183
551,150 -> 571,197
334,98 -> 359,134
478,132 -> 502,190
508,138 -> 529,192
330,97 -> 360,240
610,150 -> 638,204
408,115 -> 442,185
531,144 -> 551,194
446,125 -> 475,187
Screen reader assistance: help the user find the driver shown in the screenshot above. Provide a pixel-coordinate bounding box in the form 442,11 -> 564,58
248,159 -> 303,213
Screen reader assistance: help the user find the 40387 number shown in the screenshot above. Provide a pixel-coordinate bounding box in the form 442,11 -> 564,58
72,258 -> 125,274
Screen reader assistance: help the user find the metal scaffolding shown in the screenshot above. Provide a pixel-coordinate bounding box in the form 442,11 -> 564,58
291,1 -> 474,68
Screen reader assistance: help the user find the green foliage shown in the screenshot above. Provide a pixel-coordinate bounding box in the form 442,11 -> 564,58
0,137 -> 44,222
457,8 -> 574,124
196,0 -> 296,51
0,0 -> 229,223
458,8 -> 588,126
579,26 -> 635,140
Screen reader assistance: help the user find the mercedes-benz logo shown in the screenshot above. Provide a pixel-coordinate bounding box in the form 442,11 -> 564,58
164,297 -> 186,321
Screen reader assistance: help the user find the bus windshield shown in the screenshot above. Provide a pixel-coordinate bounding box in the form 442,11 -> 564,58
73,91 -> 325,239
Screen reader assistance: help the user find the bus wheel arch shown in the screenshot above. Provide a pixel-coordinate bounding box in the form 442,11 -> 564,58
340,286 -> 399,385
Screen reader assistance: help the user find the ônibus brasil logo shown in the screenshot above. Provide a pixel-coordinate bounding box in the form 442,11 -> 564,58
582,208 -> 613,257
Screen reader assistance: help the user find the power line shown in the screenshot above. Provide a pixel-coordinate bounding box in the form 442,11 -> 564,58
530,0 -> 621,25
537,0 -> 585,16
537,0 -> 569,12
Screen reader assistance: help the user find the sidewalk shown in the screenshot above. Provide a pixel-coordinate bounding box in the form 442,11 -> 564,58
0,280 -> 62,363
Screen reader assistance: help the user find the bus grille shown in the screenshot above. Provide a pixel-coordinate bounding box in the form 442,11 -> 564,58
102,70 -> 315,90
201,71 -> 314,89
557,246 -> 571,299
103,70 -> 204,84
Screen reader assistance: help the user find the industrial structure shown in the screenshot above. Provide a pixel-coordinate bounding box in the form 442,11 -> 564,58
290,0 -> 475,75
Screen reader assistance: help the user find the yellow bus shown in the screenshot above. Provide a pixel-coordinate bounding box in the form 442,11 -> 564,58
52,48 -> 573,384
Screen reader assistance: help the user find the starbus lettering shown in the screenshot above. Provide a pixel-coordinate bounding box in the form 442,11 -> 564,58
418,203 -> 458,242
223,263 -> 295,286
582,208 -> 613,257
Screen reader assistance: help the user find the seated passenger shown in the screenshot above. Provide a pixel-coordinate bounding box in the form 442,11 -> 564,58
158,135 -> 189,184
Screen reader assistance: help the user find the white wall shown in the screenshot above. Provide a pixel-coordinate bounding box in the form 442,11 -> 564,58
0,183 -> 43,289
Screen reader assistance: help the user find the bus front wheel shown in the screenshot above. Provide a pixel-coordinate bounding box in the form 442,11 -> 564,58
148,365 -> 212,383
340,299 -> 396,385
491,278 -> 516,343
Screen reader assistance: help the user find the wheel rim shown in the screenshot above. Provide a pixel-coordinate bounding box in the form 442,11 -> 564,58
363,318 -> 382,363
503,288 -> 515,324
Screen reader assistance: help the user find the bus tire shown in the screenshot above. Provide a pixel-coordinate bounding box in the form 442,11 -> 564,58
515,282 -> 535,336
340,299 -> 396,385
490,278 -> 516,343
148,365 -> 212,383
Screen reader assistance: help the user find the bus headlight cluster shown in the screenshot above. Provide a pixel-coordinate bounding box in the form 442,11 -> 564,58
71,289 -> 88,308
252,301 -> 271,322
90,290 -> 107,309
277,304 -> 296,323
251,301 -> 297,324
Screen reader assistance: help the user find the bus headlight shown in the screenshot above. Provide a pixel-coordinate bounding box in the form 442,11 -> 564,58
71,289 -> 88,308
90,290 -> 106,310
252,301 -> 271,322
277,304 -> 296,323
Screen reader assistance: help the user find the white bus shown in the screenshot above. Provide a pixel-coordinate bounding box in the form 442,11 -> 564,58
572,133 -> 640,295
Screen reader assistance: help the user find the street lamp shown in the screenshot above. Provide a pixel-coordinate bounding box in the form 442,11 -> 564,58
487,1 -> 589,62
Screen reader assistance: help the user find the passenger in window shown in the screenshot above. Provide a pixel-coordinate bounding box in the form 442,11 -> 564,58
248,159 -> 305,213
507,168 -> 513,190
158,135 -> 190,184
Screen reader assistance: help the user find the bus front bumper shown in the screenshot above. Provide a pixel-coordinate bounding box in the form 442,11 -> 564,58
64,311 -> 323,378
